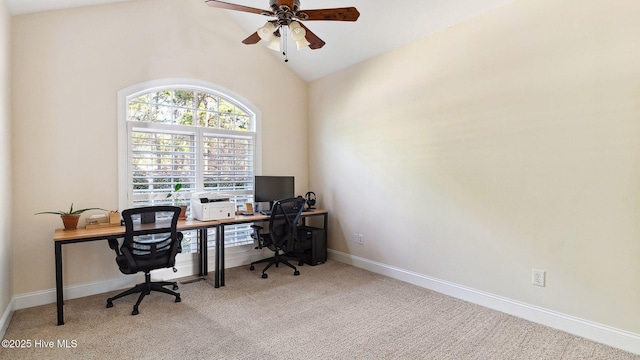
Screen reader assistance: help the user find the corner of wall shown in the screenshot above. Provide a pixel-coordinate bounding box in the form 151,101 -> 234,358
0,0 -> 13,333
0,297 -> 14,342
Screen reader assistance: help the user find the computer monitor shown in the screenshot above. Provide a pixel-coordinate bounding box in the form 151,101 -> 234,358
254,176 -> 295,208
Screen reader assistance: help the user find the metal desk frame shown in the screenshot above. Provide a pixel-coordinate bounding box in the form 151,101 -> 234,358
53,210 -> 328,325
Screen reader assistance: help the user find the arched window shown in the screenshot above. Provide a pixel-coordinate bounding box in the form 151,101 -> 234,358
118,79 -> 260,251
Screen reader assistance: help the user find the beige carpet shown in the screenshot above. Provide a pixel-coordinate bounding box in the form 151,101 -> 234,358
1,260 -> 638,359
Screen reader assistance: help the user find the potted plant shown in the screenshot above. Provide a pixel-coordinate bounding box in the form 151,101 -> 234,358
36,203 -> 107,230
167,183 -> 187,219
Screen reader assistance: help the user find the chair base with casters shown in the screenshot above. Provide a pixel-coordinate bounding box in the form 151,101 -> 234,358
106,273 -> 181,315
249,251 -> 301,279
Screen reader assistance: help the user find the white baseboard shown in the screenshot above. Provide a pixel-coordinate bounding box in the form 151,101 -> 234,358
0,297 -> 15,339
328,249 -> 640,356
13,276 -> 140,310
12,248 -> 266,311
13,247 -> 636,355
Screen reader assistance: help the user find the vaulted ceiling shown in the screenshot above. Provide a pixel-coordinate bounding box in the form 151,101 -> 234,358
5,0 -> 514,82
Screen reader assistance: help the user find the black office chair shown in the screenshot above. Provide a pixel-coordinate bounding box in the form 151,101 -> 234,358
106,206 -> 183,315
250,196 -> 306,279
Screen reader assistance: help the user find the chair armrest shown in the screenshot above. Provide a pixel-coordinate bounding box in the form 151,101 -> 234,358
107,238 -> 120,253
251,225 -> 265,248
176,232 -> 184,253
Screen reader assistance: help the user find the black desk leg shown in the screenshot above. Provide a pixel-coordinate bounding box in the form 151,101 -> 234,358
214,225 -> 226,288
199,228 -> 208,276
214,226 -> 220,288
55,242 -> 64,326
220,226 -> 225,286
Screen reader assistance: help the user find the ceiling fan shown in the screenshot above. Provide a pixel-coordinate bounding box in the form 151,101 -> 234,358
205,0 -> 360,55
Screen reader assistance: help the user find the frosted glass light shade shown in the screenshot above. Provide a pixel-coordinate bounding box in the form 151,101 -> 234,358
257,22 -> 276,41
257,22 -> 281,51
267,37 -> 281,51
288,21 -> 309,50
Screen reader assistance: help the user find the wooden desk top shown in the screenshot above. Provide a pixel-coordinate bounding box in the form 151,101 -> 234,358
217,209 -> 328,225
53,219 -> 215,242
53,210 -> 327,242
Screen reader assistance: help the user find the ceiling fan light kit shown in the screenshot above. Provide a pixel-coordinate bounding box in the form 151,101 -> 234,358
205,0 -> 359,61
289,22 -> 311,50
257,21 -> 282,51
257,21 -> 276,41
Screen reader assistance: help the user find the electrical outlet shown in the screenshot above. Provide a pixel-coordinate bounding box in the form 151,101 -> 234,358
532,269 -> 545,287
353,233 -> 364,245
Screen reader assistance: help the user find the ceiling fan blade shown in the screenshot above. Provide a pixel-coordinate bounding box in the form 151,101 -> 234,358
298,7 -> 360,22
242,32 -> 262,45
205,0 -> 272,16
298,23 -> 326,50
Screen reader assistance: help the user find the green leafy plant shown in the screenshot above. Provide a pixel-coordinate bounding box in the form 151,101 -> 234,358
166,183 -> 188,219
36,203 -> 106,216
166,183 -> 184,203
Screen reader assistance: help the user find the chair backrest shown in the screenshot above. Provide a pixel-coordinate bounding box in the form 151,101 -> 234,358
120,206 -> 182,271
268,197 -> 306,252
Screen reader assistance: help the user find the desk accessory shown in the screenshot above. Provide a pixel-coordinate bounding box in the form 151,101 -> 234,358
85,211 -> 122,229
305,191 -> 316,210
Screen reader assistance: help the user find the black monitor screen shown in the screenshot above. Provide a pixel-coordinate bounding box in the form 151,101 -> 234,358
254,176 -> 295,203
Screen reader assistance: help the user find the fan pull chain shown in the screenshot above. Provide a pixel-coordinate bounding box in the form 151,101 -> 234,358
283,26 -> 289,62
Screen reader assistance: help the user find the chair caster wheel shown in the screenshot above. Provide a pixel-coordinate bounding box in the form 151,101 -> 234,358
175,295 -> 181,303
132,307 -> 139,316
250,265 -> 255,271
261,273 -> 268,279
106,300 -> 113,308
172,283 -> 179,290
294,270 -> 300,276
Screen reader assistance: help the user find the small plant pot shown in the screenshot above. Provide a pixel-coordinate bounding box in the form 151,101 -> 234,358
179,205 -> 187,220
61,214 -> 81,230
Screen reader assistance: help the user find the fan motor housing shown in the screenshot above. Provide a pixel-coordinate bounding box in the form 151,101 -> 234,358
269,0 -> 300,12
269,0 -> 300,26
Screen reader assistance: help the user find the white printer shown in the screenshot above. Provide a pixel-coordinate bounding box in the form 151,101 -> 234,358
190,192 -> 235,221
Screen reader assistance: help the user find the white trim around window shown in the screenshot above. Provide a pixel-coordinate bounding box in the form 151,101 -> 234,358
117,78 -> 263,211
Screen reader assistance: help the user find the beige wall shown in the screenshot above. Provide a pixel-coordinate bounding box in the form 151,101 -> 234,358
0,0 -> 12,316
7,0 -> 640,343
11,0 -> 308,294
309,0 -> 640,334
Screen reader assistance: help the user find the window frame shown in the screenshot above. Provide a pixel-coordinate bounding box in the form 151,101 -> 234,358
117,79 -> 263,254
117,78 -> 262,211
